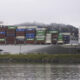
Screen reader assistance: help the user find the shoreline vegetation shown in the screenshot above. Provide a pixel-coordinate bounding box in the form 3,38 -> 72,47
0,54 -> 80,64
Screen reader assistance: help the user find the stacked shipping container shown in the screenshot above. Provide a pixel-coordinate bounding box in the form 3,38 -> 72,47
48,31 -> 58,44
57,33 -> 64,44
61,33 -> 70,44
6,26 -> 16,44
0,26 -> 70,45
36,28 -> 46,44
0,27 -> 6,44
16,26 -> 26,44
25,27 -> 36,44
45,33 -> 52,44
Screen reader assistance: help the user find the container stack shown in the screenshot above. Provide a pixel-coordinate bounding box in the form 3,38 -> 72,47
0,26 -> 71,45
0,27 -> 6,44
61,33 -> 70,44
25,27 -> 36,44
57,33 -> 64,44
16,26 -> 26,44
45,33 -> 52,44
48,31 -> 58,44
36,28 -> 46,44
6,26 -> 16,44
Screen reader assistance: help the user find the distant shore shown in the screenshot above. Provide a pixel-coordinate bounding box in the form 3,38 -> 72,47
0,54 -> 80,64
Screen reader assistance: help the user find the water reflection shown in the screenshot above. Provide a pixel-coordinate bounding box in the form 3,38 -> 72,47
0,64 -> 80,80
51,65 -> 80,80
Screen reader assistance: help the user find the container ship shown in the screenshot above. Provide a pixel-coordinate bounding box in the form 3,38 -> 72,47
0,25 -> 71,54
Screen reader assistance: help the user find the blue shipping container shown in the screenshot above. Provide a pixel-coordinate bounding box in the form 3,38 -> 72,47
37,26 -> 42,28
16,29 -> 25,31
63,35 -> 70,43
26,34 -> 35,36
63,36 -> 70,40
26,34 -> 35,38
26,36 -> 35,38
0,32 -> 5,34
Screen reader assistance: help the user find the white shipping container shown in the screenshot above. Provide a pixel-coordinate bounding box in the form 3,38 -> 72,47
61,33 -> 71,35
36,36 -> 45,39
36,28 -> 46,31
57,40 -> 64,44
16,36 -> 25,39
45,34 -> 52,44
46,37 -> 51,40
46,34 -> 51,38
26,26 -> 37,29
45,40 -> 52,44
46,36 -> 51,40
17,26 -> 26,29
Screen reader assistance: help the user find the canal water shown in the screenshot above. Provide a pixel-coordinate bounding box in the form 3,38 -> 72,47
0,64 -> 80,80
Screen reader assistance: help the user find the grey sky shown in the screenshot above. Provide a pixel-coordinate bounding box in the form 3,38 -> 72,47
0,0 -> 80,27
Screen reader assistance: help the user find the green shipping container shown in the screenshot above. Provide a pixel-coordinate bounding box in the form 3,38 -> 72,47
0,39 -> 5,41
8,26 -> 16,29
26,38 -> 34,40
36,31 -> 46,35
48,31 -> 58,34
58,33 -> 63,40
36,38 -> 45,40
36,33 -> 45,35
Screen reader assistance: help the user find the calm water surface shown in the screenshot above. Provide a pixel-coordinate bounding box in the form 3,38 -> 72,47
0,64 -> 80,80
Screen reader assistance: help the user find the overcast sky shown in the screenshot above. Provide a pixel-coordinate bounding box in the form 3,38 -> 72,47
0,0 -> 80,27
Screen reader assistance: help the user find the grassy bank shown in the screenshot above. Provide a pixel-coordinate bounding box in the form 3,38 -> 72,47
0,54 -> 80,64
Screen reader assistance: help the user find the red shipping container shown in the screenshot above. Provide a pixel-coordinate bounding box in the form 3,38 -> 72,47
0,27 -> 7,31
16,33 -> 25,36
7,32 -> 15,34
6,37 -> 15,40
6,36 -> 15,38
52,34 -> 58,38
6,41 -> 15,44
16,40 -> 24,44
16,31 -> 25,34
25,40 -> 35,44
6,31 -> 15,34
36,41 -> 45,44
52,38 -> 57,44
6,29 -> 15,31
0,41 -> 5,44
26,31 -> 36,33
0,34 -> 5,38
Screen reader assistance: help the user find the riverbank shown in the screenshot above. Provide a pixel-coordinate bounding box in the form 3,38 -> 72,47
0,54 -> 80,64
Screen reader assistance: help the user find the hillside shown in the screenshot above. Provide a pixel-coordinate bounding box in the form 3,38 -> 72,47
16,22 -> 78,38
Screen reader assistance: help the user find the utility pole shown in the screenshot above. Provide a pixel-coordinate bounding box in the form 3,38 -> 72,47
19,44 -> 22,54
